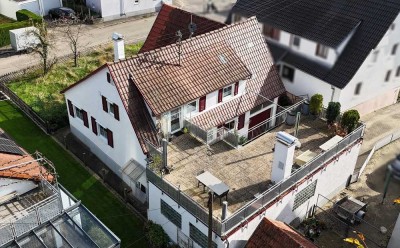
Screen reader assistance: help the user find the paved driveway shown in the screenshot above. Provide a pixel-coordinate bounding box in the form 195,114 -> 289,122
360,102 -> 400,154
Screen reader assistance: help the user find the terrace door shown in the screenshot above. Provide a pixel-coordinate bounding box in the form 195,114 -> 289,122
170,108 -> 181,133
248,108 -> 271,140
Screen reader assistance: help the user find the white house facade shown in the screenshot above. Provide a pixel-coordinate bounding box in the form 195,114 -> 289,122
231,0 -> 400,116
63,66 -> 149,202
0,0 -> 62,19
85,0 -> 172,21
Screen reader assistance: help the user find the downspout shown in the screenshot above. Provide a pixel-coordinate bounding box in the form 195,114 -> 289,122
330,86 -> 336,102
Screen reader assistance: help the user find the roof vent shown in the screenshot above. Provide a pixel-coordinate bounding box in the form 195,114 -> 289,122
218,54 -> 227,64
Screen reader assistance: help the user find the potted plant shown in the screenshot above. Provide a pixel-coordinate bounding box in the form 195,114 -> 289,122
309,94 -> 323,117
326,102 -> 341,125
238,135 -> 247,146
341,110 -> 360,133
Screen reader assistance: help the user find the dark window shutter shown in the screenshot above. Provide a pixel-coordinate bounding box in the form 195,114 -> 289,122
82,110 -> 89,128
107,72 -> 111,83
91,117 -> 98,134
107,129 -> 114,148
199,96 -> 206,112
218,89 -> 223,103
234,82 -> 239,95
102,96 -> 108,112
114,104 -> 119,120
67,100 -> 74,117
238,114 -> 245,130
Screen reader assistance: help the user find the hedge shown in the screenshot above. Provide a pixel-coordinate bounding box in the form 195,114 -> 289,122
0,21 -> 30,47
16,9 -> 42,23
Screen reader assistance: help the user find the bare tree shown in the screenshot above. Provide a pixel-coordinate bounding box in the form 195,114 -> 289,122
28,21 -> 54,75
63,20 -> 85,67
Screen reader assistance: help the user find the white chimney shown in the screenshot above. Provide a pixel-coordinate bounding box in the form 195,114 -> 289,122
271,132 -> 299,183
112,32 -> 125,62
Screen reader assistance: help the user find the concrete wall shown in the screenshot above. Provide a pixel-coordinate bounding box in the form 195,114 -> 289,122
64,67 -> 148,201
148,138 -> 362,248
148,183 -> 225,248
0,178 -> 37,197
87,0 -> 172,21
0,0 -> 21,19
0,0 -> 62,19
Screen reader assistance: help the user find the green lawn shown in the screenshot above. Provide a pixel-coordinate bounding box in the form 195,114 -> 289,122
8,42 -> 143,129
0,100 -> 147,247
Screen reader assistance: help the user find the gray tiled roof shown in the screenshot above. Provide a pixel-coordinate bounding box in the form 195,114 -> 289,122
231,0 -> 400,89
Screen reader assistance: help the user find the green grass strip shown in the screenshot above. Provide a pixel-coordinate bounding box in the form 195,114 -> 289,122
0,100 -> 147,247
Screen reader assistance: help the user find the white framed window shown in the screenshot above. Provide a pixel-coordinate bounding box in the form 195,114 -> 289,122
282,65 -> 295,82
354,82 -> 362,95
108,101 -> 115,116
75,106 -> 83,120
134,0 -> 139,4
223,86 -> 232,99
290,35 -> 300,48
187,100 -> 197,113
315,43 -> 328,58
224,120 -> 235,130
98,124 -> 108,140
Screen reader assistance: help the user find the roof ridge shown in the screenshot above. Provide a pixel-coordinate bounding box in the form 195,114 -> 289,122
111,16 -> 259,65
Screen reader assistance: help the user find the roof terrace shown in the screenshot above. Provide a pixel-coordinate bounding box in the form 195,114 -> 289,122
163,115 -> 331,218
146,101 -> 365,235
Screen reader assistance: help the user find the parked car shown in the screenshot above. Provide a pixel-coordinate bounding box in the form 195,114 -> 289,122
48,7 -> 77,20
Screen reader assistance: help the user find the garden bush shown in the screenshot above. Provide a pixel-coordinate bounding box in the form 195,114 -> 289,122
144,221 -> 170,248
341,110 -> 360,132
0,21 -> 30,47
325,102 -> 341,125
16,9 -> 42,23
309,94 -> 323,115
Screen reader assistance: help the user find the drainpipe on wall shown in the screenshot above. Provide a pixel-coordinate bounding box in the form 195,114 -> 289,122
330,86 -> 336,102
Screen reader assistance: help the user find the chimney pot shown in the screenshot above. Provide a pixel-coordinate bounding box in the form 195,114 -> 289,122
112,32 -> 125,62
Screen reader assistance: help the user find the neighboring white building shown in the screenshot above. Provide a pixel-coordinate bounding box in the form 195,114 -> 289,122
0,135 -> 120,248
85,0 -> 172,21
231,0 -> 400,116
0,0 -> 62,19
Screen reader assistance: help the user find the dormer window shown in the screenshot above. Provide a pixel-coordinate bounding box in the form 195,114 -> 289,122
223,85 -> 233,99
315,44 -> 328,58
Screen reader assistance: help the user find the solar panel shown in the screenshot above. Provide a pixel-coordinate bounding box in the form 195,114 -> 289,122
0,138 -> 24,156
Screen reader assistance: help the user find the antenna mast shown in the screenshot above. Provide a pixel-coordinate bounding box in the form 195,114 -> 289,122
176,30 -> 183,65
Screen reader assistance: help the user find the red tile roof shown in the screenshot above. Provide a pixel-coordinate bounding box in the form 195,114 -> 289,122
189,17 -> 285,129
112,76 -> 160,153
108,37 -> 252,115
0,133 -> 53,182
246,218 -> 317,248
140,4 -> 226,53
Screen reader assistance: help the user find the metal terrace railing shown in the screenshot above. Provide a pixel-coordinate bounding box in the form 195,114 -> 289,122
0,180 -> 62,246
146,123 -> 365,236
146,168 -> 223,234
183,119 -> 209,144
220,123 -> 365,234
245,98 -> 307,144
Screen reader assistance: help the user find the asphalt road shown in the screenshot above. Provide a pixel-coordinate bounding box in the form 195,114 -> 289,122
0,16 -> 156,75
0,0 -> 235,76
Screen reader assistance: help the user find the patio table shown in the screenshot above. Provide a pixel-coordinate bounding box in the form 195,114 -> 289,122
196,171 -> 229,204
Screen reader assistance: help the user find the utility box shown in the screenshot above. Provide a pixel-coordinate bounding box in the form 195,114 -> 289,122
9,27 -> 40,52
